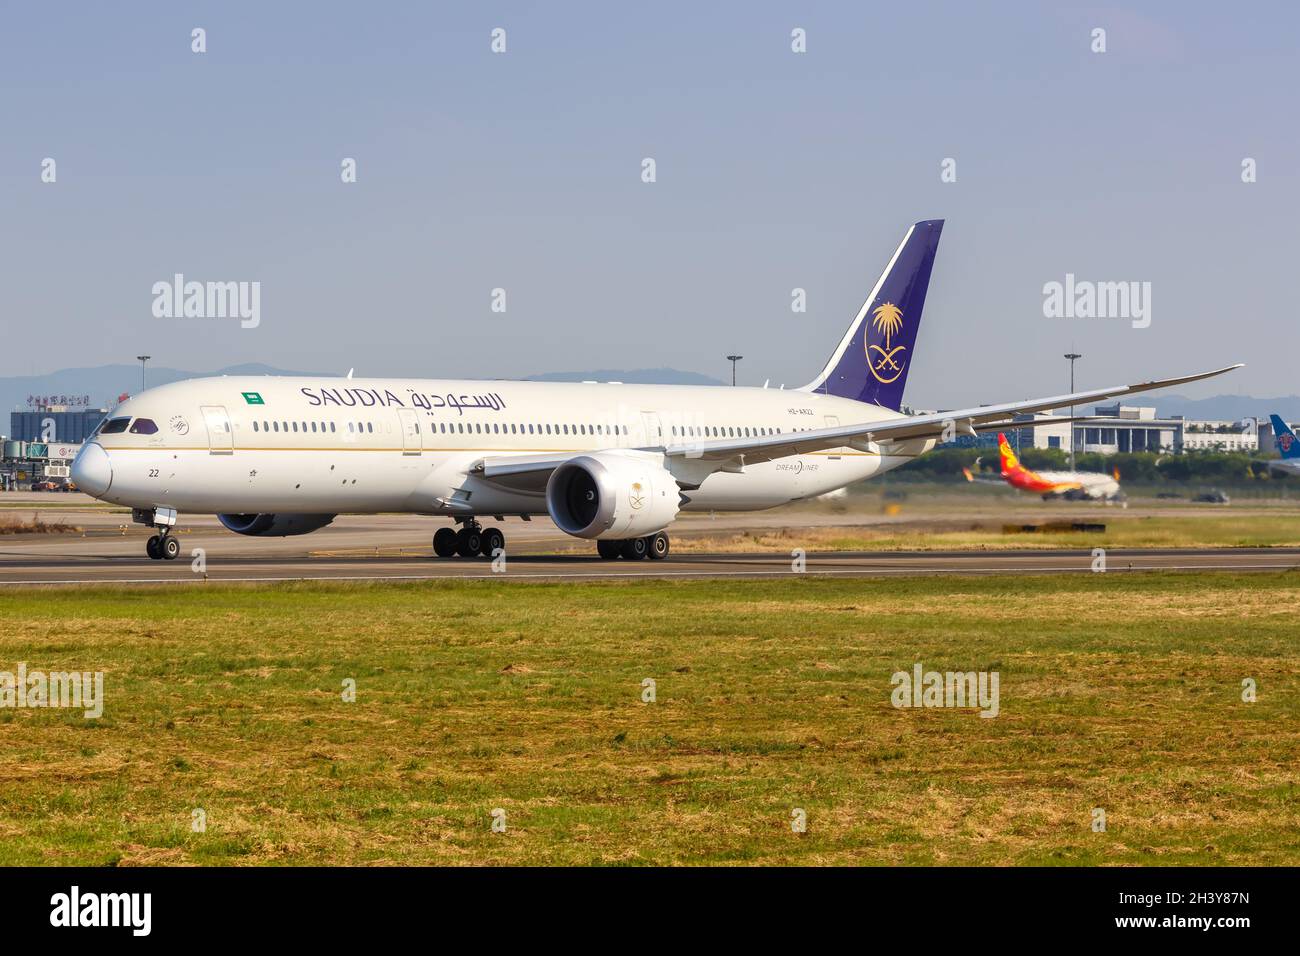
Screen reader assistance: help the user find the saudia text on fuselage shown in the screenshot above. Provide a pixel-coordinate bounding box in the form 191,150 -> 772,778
297,386 -> 507,416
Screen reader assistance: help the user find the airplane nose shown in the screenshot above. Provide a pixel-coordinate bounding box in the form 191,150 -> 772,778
71,442 -> 113,497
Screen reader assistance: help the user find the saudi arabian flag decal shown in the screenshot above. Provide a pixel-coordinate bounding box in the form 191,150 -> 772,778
242,391 -> 264,405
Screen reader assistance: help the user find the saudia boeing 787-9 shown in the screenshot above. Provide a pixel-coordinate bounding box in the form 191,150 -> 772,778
71,221 -> 1240,561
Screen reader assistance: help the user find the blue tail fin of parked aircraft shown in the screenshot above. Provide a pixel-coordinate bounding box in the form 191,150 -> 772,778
800,219 -> 943,410
1270,414 -> 1300,459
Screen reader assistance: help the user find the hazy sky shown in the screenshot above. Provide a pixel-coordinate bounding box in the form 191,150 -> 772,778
2,1 -> 1296,407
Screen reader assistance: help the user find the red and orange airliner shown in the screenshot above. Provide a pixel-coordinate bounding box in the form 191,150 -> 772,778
963,433 -> 1123,501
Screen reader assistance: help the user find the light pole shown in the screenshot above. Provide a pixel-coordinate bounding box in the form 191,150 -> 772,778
137,355 -> 151,393
726,355 -> 743,386
1064,352 -> 1082,470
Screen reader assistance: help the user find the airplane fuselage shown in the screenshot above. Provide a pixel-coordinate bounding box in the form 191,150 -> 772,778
76,376 -> 929,519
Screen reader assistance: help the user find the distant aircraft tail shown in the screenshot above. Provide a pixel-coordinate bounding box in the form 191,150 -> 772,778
1271,414 -> 1300,459
997,432 -> 1020,474
800,220 -> 943,410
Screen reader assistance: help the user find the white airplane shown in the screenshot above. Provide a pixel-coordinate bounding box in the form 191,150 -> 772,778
963,433 -> 1124,501
71,220 -> 1241,561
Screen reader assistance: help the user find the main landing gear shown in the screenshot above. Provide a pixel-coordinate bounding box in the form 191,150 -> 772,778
597,531 -> 670,561
135,507 -> 181,561
432,520 -> 506,559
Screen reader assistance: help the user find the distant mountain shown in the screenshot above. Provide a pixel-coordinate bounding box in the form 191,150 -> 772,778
1139,394 -> 1300,421
1,362 -> 322,413
525,368 -> 726,386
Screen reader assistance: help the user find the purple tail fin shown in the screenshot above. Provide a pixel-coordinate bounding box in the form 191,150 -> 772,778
800,220 -> 943,409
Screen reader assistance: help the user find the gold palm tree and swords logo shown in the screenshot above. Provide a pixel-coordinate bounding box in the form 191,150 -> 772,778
866,302 -> 907,383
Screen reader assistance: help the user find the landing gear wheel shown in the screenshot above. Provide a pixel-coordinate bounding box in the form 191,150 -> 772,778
596,539 -> 622,560
621,536 -> 649,560
647,532 -> 670,560
481,527 -> 505,558
456,527 -> 483,558
433,527 -> 458,558
162,536 -> 181,560
146,535 -> 162,560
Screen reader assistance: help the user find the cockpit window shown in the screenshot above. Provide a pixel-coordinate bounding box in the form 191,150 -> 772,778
99,417 -> 131,434
129,418 -> 159,434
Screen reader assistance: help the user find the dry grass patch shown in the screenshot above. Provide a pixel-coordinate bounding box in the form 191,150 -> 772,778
0,512 -> 81,535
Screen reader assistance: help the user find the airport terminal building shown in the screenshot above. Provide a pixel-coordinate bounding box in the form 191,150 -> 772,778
2,404 -> 108,490
7,407 -> 109,444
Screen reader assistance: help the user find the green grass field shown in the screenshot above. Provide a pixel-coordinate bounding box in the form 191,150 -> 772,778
1,573 -> 1297,866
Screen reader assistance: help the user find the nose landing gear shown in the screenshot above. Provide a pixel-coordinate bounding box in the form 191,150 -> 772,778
146,533 -> 181,560
135,507 -> 181,561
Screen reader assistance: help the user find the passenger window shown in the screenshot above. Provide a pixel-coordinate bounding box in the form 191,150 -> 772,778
367,422 -> 373,433
99,417 -> 131,434
253,421 -> 260,432
329,422 -> 336,432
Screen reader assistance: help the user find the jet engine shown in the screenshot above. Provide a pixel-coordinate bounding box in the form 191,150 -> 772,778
217,513 -> 336,537
545,451 -> 679,539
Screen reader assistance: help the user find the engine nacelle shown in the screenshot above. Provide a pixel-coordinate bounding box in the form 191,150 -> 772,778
217,513 -> 336,537
546,451 -> 679,539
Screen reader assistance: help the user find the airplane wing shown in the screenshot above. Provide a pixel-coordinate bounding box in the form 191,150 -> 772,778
662,364 -> 1241,463
467,364 -> 1241,489
470,453 -> 575,493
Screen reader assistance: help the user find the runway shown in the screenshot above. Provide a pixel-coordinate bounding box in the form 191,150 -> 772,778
3,494 -> 1298,586
0,545 -> 1296,586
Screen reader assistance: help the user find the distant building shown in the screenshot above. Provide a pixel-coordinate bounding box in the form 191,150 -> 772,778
1075,404 -> 1182,454
1011,413 -> 1071,450
1179,418 -> 1261,452
9,408 -> 109,443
